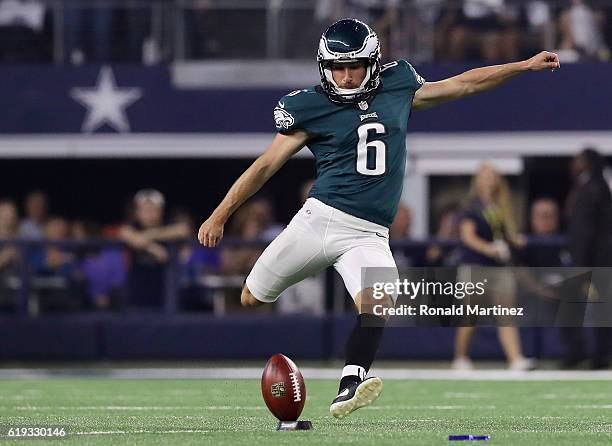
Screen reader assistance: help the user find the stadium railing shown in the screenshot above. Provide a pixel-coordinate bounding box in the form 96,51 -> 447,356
0,236 -> 568,316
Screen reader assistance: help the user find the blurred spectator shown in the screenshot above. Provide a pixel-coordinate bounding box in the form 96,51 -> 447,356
219,196 -> 283,276
425,204 -> 461,267
520,198 -> 570,267
19,190 -> 48,239
344,0 -> 401,60
119,189 -> 190,308
530,198 -> 559,236
561,148 -> 612,369
35,217 -> 76,276
390,203 -> 413,268
277,179 -> 325,316
219,200 -> 271,276
32,216 -> 84,311
390,203 -> 412,240
453,163 -> 535,371
182,0 -> 222,59
514,198 -> 568,326
557,0 -> 609,62
517,1 -> 553,57
63,0 -> 113,64
172,208 -> 220,311
315,0 -> 345,23
446,0 -> 519,61
0,0 -> 49,63
173,208 -> 219,278
250,198 -> 284,241
0,200 -> 20,310
73,220 -> 126,311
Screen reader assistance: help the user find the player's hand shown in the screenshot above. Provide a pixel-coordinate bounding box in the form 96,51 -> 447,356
198,216 -> 225,247
525,51 -> 560,72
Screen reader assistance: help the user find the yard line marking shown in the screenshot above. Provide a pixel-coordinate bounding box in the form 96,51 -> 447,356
10,404 -> 500,412
74,430 -> 210,436
12,405 -> 265,411
444,392 -> 491,399
541,393 -> 612,400
364,405 -> 497,410
570,405 -> 612,409
0,367 -> 610,381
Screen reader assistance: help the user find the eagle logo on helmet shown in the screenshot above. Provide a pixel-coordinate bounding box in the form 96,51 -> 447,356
274,106 -> 295,130
317,19 -> 381,104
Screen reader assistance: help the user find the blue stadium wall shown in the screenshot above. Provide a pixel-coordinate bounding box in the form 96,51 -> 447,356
0,314 -> 570,361
1,62 -> 610,134
0,62 -> 608,361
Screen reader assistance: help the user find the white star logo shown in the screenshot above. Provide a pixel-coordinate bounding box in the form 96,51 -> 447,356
70,66 -> 142,133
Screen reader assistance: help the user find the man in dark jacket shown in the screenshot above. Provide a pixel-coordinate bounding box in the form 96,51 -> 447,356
563,148 -> 612,369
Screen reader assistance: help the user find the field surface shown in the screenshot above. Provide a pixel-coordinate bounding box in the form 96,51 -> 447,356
0,378 -> 611,445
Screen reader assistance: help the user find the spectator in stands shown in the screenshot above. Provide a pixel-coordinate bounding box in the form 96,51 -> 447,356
217,198 -> 282,312
514,198 -> 567,326
63,0 -> 113,64
32,216 -> 84,311
516,1 -> 553,58
19,190 -> 47,239
521,198 -> 569,266
0,0 -> 49,63
390,204 -> 412,240
173,208 -> 219,278
182,0 -> 223,59
561,148 -> 612,369
530,198 -> 559,236
172,208 -> 220,311
35,217 -> 77,276
556,0 -> 609,62
447,0 -> 519,61
425,204 -> 461,267
219,200 -> 270,276
249,198 -> 284,242
344,0 -> 401,60
453,163 -> 535,370
73,220 -> 126,311
0,200 -> 20,310
390,203 -> 413,268
119,189 -> 190,308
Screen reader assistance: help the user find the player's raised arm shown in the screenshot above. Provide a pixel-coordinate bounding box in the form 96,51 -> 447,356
412,51 -> 560,111
197,130 -> 309,247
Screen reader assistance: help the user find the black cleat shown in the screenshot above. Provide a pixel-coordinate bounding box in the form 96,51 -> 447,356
329,377 -> 383,419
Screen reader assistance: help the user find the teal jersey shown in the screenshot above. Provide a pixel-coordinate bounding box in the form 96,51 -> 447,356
274,60 -> 424,227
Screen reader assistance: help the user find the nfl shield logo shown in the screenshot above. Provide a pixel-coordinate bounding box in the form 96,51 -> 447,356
358,101 -> 368,110
271,382 -> 286,397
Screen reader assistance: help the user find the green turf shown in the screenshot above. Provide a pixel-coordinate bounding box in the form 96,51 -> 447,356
0,379 -> 610,445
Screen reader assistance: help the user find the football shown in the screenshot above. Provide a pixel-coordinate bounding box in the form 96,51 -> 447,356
261,353 -> 306,421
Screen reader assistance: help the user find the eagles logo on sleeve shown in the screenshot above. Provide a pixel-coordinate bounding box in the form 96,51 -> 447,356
274,102 -> 295,130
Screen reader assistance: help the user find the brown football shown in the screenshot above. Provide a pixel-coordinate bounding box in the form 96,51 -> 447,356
261,353 -> 306,421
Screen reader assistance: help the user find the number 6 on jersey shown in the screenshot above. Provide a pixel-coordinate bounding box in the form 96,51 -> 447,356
356,123 -> 387,176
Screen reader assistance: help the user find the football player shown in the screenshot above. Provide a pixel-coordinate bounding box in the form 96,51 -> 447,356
198,18 -> 560,418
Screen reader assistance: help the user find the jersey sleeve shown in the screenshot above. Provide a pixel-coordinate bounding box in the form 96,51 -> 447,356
381,59 -> 425,96
273,89 -> 310,135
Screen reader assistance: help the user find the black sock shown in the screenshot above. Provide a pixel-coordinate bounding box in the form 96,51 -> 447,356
339,314 -> 386,392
